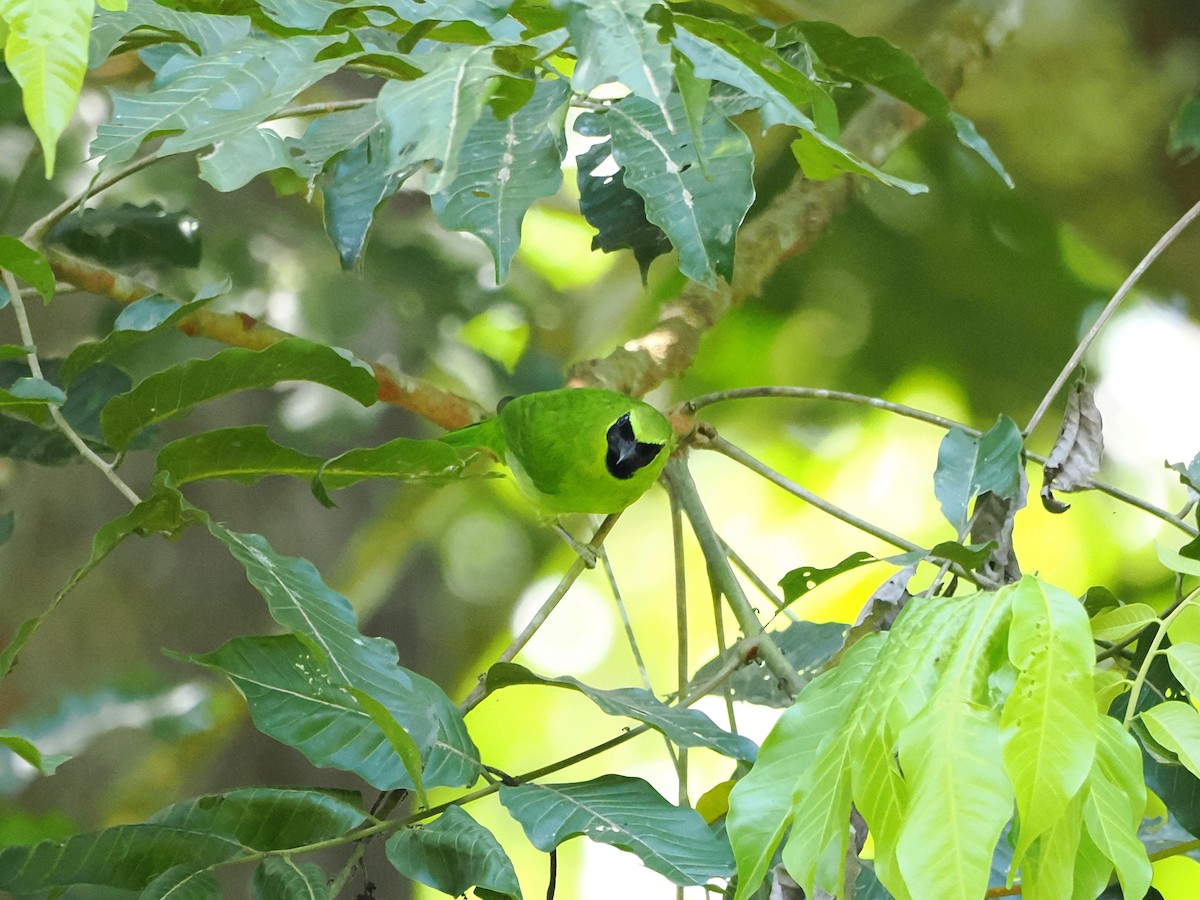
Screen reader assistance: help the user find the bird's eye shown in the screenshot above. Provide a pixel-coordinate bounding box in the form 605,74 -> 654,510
605,413 -> 664,480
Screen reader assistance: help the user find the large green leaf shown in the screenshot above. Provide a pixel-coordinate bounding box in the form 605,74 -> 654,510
484,662 -> 758,761
933,415 -> 1024,534
0,0 -> 98,176
1082,718 -> 1151,899
1019,792 -> 1083,900
157,426 -> 324,485
99,338 -> 379,450
670,14 -> 924,195
386,806 -> 521,900
1001,576 -> 1097,864
252,858 -> 330,900
375,46 -> 501,194
556,0 -> 674,125
91,0 -> 250,63
90,33 -> 347,171
777,20 -> 1012,186
314,436 -> 469,497
189,635 -> 432,793
1165,642 -> 1200,698
605,93 -> 754,285
0,787 -> 364,893
728,635 -> 883,900
500,775 -> 733,887
1141,700 -> 1200,779
203,522 -> 480,789
432,77 -> 569,282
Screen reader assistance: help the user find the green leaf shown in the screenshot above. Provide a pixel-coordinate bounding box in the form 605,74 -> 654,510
0,0 -> 92,176
1168,94 -> 1200,162
1166,643 -> 1200,698
484,662 -> 758,761
318,122 -> 403,268
557,0 -> 674,125
671,14 -> 925,194
48,202 -> 201,270
1020,792 -> 1083,900
203,523 -> 480,789
0,376 -> 65,424
779,550 -> 875,604
141,866 -> 220,900
0,477 -> 194,679
60,294 -> 209,385
777,20 -> 1012,187
0,361 -> 132,461
313,435 -> 473,500
0,235 -> 54,302
252,858 -> 330,900
1090,603 -> 1157,643
1157,539 -> 1200,577
574,128 -> 671,281
376,46 -> 501,194
432,78 -> 569,282
90,34 -> 347,172
1000,576 -> 1097,864
933,416 -> 1024,534
728,634 -> 883,900
189,635 -> 435,791
1082,718 -> 1151,899
501,775 -> 733,887
1141,701 -> 1200,779
99,338 -> 379,450
91,0 -> 251,62
386,806 -> 522,900
157,426 -> 324,485
347,686 -> 428,807
0,731 -> 70,775
606,93 -> 754,285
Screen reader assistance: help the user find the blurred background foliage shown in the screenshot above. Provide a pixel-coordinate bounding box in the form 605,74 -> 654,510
1,0 -> 1199,896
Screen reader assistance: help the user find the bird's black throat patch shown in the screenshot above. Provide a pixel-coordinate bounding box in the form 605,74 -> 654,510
605,413 -> 663,480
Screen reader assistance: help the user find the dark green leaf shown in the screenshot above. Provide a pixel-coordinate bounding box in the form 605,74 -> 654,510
926,540 -> 999,570
606,93 -> 754,285
1168,94 -> 1200,162
779,550 -> 875,604
100,338 -> 379,450
501,775 -> 734,886
91,34 -> 348,172
0,236 -> 55,303
48,202 -> 201,269
484,662 -> 758,761
203,523 -> 480,789
0,361 -> 128,461
386,806 -> 521,900
575,128 -> 671,281
432,78 -> 570,282
315,436 -> 470,494
320,124 -> 407,269
252,858 -> 330,900
933,416 -> 1024,534
141,865 -> 220,900
0,377 -> 65,424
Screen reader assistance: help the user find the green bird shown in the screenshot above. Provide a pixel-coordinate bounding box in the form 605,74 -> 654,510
441,387 -> 675,516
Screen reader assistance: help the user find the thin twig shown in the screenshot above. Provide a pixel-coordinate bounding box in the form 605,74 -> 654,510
665,457 -> 805,697
1025,198 -> 1200,437
670,489 -> 690,808
600,544 -> 654,693
2,269 -> 141,506
458,515 -> 620,713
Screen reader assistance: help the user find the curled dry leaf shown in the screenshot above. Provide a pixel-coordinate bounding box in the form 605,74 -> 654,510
1041,379 -> 1104,513
971,465 -> 1028,588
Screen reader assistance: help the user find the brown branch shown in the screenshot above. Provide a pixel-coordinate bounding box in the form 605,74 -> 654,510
567,0 -> 1021,396
45,247 -> 486,430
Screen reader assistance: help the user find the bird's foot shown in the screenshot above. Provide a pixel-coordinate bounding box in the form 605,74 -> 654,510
555,521 -> 599,569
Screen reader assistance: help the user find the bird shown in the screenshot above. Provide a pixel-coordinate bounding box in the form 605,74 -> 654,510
441,387 -> 675,561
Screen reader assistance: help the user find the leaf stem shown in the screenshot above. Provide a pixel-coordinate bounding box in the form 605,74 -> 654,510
1121,586 -> 1200,728
1025,197 -> 1200,437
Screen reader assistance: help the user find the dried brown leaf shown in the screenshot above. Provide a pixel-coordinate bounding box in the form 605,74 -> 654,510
1041,379 -> 1104,513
